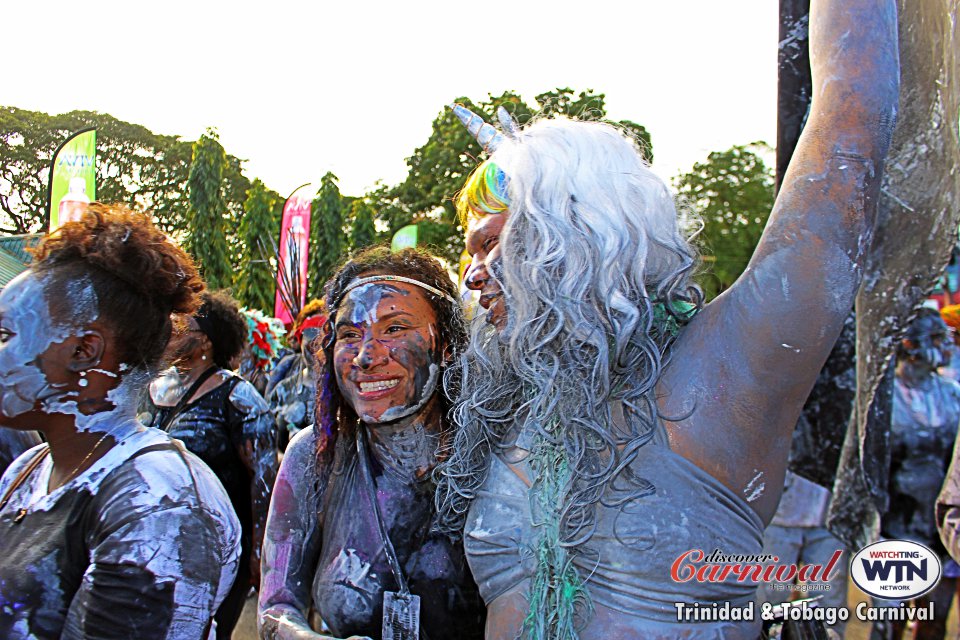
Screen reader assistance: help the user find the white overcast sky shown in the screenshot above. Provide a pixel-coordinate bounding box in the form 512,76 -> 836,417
4,1 -> 778,198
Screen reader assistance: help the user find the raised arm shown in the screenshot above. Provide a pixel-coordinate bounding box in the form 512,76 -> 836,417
660,0 -> 899,520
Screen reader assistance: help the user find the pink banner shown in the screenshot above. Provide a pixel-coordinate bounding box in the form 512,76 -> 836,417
274,187 -> 312,326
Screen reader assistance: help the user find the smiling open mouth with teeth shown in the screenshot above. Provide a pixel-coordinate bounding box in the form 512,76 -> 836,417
359,379 -> 400,392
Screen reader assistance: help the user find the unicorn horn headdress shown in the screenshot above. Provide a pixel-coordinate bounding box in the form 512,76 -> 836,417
450,103 -> 520,154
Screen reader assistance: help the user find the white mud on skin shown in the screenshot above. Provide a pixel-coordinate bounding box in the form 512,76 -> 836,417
0,273 -> 88,418
744,470 -> 765,503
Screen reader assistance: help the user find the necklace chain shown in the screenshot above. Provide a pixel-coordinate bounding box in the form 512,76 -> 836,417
10,431 -> 112,524
56,431 -> 112,488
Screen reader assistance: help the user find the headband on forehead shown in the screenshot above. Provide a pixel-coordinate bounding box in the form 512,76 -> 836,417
334,275 -> 458,309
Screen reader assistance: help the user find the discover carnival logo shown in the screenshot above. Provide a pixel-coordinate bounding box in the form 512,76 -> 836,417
850,540 -> 942,599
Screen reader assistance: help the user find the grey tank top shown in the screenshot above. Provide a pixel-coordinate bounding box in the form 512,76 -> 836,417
464,430 -> 764,639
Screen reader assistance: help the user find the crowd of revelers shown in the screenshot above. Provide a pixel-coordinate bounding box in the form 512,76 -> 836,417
2,1 -> 959,639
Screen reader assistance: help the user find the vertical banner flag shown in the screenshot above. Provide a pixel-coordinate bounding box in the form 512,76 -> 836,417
48,128 -> 97,231
275,184 -> 313,326
391,224 -> 418,252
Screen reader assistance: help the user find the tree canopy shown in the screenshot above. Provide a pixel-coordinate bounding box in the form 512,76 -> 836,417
308,172 -> 347,299
185,130 -> 233,289
674,142 -> 775,300
348,198 -> 377,254
0,107 -> 249,235
235,179 -> 279,312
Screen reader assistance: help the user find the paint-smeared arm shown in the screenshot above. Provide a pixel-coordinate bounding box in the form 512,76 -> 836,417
661,0 -> 899,517
258,428 -> 332,639
230,379 -> 279,584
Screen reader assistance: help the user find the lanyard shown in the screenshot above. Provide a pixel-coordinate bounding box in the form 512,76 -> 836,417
356,427 -> 427,640
356,426 -> 410,596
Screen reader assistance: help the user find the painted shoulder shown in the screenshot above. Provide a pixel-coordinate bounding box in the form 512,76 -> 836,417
228,376 -> 269,415
149,367 -> 184,407
0,442 -> 47,495
98,434 -> 240,534
941,375 -> 960,400
283,426 -> 320,469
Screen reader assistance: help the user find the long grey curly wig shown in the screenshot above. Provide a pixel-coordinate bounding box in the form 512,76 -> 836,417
434,116 -> 702,637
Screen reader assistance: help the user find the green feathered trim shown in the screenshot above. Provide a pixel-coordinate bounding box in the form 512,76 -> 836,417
653,299 -> 698,337
522,436 -> 591,640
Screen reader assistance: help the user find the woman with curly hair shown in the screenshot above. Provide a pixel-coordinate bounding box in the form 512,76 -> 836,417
144,290 -> 278,638
0,204 -> 240,638
259,247 -> 485,640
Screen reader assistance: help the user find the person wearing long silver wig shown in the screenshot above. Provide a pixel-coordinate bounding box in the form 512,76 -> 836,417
435,1 -> 900,638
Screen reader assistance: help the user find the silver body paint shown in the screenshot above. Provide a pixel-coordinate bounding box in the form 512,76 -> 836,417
0,271 -> 145,436
372,363 -> 439,424
344,283 -> 388,326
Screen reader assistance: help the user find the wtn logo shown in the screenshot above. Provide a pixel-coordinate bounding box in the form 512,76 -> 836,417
861,558 -> 927,583
851,541 -> 941,599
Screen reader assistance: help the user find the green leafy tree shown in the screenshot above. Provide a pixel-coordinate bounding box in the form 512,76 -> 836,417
348,198 -> 377,254
308,172 -> 347,298
185,129 -> 233,289
235,179 -> 278,312
0,107 -> 249,235
673,142 -> 775,300
369,88 -> 653,263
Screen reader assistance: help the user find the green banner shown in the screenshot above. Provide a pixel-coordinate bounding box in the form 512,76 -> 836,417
391,224 -> 418,252
49,129 -> 96,230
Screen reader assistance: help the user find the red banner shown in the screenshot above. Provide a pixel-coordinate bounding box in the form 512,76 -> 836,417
274,185 -> 312,326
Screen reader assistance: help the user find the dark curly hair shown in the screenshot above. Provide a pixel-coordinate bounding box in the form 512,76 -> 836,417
314,246 -> 467,459
31,203 -> 205,371
194,291 -> 248,369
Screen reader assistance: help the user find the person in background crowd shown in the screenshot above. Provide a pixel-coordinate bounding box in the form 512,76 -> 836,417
266,299 -> 326,399
238,307 -> 286,396
0,205 -> 240,638
144,290 -> 278,639
268,306 -> 326,452
259,247 -> 485,640
877,309 -> 960,640
0,428 -> 41,477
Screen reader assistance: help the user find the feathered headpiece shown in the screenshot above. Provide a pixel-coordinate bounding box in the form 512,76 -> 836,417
240,307 -> 286,371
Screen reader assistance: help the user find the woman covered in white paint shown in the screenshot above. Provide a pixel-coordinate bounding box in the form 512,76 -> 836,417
0,204 -> 241,639
259,247 -> 485,640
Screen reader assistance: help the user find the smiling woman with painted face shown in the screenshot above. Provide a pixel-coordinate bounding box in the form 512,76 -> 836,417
259,247 -> 485,640
0,205 -> 241,639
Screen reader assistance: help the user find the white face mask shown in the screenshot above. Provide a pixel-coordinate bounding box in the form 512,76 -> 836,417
0,272 -> 78,418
